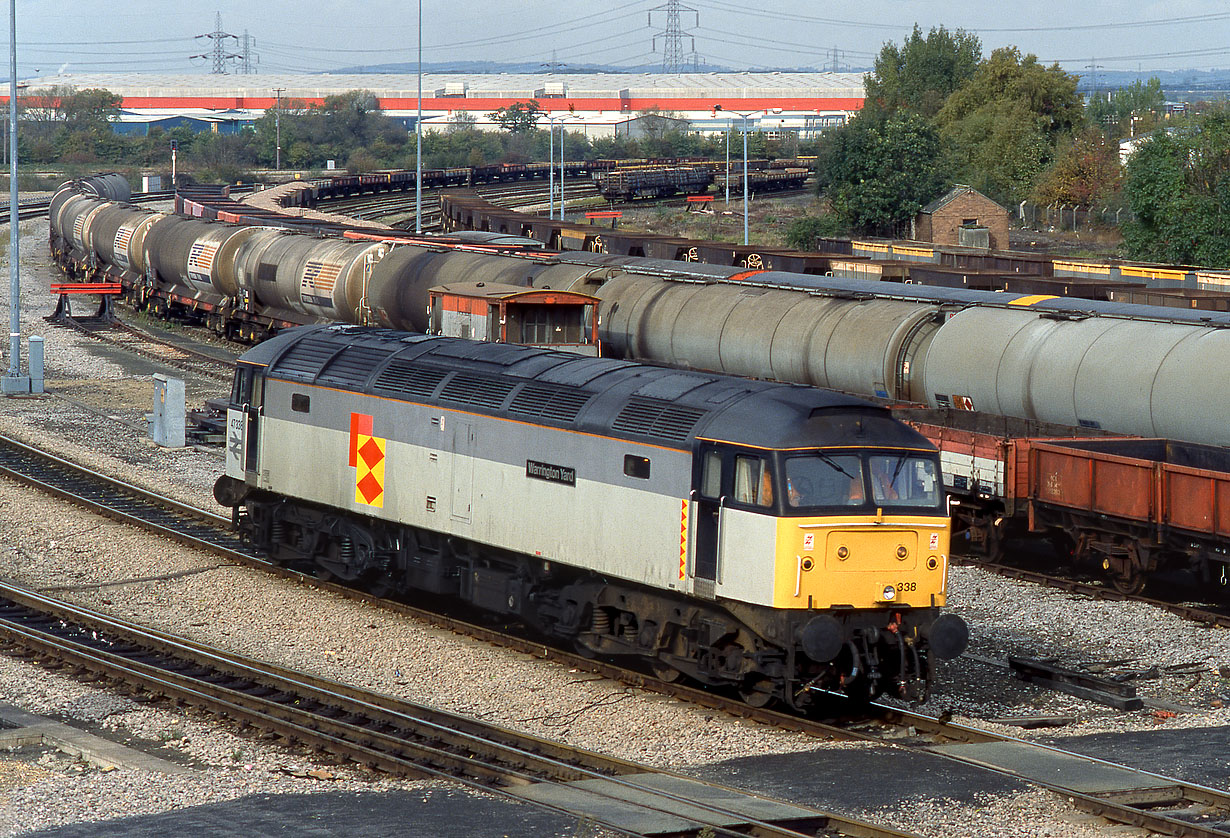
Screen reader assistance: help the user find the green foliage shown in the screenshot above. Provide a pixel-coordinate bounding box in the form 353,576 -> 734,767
785,214 -> 848,248
814,113 -> 950,236
1086,78 -> 1166,139
488,100 -> 544,133
936,47 -> 1083,203
1122,110 -> 1230,267
864,25 -> 982,119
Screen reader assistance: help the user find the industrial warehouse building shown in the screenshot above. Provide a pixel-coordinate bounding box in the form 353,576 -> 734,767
19,72 -> 865,138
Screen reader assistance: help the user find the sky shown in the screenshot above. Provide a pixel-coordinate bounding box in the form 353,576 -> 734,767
7,0 -> 1230,78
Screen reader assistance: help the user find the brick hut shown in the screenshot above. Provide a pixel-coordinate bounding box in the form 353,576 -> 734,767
914,186 -> 1009,250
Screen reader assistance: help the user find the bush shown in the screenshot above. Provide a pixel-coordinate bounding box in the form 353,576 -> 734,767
786,214 -> 848,249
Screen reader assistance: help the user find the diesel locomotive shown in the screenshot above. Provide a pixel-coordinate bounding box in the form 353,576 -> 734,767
213,325 -> 968,708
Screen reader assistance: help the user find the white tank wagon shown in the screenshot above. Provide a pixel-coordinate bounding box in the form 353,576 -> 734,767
49,175 -> 1230,448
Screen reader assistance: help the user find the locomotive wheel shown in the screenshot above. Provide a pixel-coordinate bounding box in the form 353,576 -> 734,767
650,659 -> 682,683
1111,570 -> 1146,596
738,676 -> 776,708
364,572 -> 396,599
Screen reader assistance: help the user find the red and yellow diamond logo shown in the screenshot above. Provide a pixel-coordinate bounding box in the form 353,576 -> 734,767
350,412 -> 385,508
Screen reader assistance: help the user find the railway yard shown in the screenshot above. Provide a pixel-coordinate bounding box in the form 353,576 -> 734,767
8,178 -> 1230,838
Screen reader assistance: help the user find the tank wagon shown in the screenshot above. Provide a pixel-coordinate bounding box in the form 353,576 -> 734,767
213,325 -> 967,706
50,176 -> 1230,451
53,174 -> 1230,595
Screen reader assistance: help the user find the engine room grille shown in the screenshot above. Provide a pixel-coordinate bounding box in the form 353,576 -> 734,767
317,346 -> 392,387
611,398 -> 707,443
373,360 -> 449,400
508,383 -> 592,423
439,373 -> 518,410
272,338 -> 345,382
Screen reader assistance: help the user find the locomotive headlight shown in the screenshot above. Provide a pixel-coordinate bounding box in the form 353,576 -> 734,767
882,585 -> 896,601
896,545 -> 908,560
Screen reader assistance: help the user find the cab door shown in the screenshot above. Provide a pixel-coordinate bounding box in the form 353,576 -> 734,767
691,445 -> 727,598
225,364 -> 264,484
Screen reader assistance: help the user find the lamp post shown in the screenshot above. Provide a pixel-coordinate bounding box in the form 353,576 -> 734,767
546,113 -> 556,220
272,87 -> 283,170
2,0 -> 26,394
558,114 -> 579,221
414,0 -> 422,234
714,105 -> 757,245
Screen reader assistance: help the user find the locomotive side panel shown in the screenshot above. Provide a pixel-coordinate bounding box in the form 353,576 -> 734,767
254,380 -> 694,595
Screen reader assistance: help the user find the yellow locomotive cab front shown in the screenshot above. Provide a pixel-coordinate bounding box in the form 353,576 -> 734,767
772,513 -> 951,609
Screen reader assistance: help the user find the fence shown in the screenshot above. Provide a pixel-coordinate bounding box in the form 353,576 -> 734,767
1017,201 -> 1132,231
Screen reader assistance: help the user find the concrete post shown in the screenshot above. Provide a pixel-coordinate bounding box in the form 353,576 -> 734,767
150,374 -> 186,448
27,335 -> 42,394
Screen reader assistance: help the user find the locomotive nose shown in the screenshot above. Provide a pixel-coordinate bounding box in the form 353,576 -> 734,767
923,613 -> 969,660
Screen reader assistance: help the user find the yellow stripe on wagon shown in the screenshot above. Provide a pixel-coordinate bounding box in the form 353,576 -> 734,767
1007,295 -> 1058,307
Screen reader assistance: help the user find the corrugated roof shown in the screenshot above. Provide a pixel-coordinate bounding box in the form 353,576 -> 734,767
26,71 -> 865,101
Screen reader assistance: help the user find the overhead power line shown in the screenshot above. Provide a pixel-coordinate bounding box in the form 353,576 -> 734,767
192,12 -> 241,74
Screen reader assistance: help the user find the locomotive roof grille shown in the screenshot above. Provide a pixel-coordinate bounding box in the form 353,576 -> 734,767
508,382 -> 593,423
373,360 -> 450,399
247,327 -> 932,451
439,372 -> 518,410
611,397 -> 708,443
317,345 -> 392,387
272,337 -> 346,382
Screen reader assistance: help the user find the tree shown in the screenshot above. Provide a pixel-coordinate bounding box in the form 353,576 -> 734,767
1122,110 -> 1230,267
448,111 -> 477,133
1086,78 -> 1165,139
814,113 -> 951,236
1033,128 -> 1122,206
936,47 -> 1083,203
488,100 -> 543,133
863,25 -> 982,119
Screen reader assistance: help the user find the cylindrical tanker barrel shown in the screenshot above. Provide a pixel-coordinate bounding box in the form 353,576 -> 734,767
118,211 -> 167,277
209,226 -> 266,298
597,273 -> 942,398
48,185 -> 81,242
246,236 -> 386,322
177,223 -> 263,296
231,228 -> 287,303
88,204 -> 149,268
920,306 -> 1230,446
525,262 -> 623,295
365,246 -> 570,332
364,246 -> 449,331
77,173 -> 131,203
145,218 -> 241,293
59,197 -> 110,255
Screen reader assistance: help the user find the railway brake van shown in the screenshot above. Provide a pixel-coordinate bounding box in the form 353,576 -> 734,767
214,325 -> 967,709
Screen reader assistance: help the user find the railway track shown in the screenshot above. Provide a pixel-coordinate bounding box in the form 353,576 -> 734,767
958,553 -> 1230,629
50,312 -> 238,383
5,189 -> 179,223
3,430 -> 1230,835
0,580 -> 907,838
317,177 -> 602,230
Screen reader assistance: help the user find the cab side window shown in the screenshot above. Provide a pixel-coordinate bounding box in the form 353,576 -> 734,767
701,450 -> 723,498
734,455 -> 773,507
